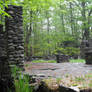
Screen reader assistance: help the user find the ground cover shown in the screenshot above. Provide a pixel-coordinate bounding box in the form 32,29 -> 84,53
31,59 -> 85,63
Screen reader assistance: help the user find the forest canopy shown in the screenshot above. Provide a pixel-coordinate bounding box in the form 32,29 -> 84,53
0,0 -> 92,57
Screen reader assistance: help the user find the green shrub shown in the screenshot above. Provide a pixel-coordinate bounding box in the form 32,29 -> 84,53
34,52 -> 43,56
70,59 -> 85,63
53,47 -> 80,56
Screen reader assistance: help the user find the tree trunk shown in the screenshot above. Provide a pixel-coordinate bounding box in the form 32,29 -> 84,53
69,2 -> 74,35
25,11 -> 33,58
46,11 -> 50,55
81,1 -> 89,40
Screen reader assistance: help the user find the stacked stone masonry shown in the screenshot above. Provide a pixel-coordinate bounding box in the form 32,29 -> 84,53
0,25 -> 6,58
5,5 -> 24,66
0,5 -> 24,92
56,54 -> 69,63
81,39 -> 92,64
0,24 -> 13,92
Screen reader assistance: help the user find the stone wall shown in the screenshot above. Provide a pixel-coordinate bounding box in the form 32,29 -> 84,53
0,5 -> 24,91
80,40 -> 88,58
0,24 -> 6,58
56,54 -> 69,63
81,39 -> 92,64
5,5 -> 24,67
0,24 -> 13,92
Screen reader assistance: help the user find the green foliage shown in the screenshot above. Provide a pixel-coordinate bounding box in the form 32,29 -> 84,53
75,76 -> 85,82
32,60 -> 56,63
11,66 -> 33,92
32,59 -> 85,63
56,78 -> 62,84
1,0 -> 92,57
70,59 -> 85,63
53,47 -> 80,56
34,52 -> 44,56
0,0 -> 22,24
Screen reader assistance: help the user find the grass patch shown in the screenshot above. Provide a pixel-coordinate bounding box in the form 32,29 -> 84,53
32,59 -> 85,63
70,59 -> 85,63
32,60 -> 56,63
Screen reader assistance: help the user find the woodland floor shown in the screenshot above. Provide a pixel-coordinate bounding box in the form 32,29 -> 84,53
24,62 -> 92,78
24,62 -> 92,89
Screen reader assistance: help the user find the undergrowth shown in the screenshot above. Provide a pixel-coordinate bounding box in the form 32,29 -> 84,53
10,65 -> 33,92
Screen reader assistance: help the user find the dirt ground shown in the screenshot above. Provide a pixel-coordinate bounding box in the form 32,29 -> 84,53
24,62 -> 92,78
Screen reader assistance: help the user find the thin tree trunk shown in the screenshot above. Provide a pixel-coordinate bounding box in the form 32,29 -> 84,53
46,11 -> 50,55
25,11 -> 33,58
69,2 -> 74,35
81,1 -> 89,40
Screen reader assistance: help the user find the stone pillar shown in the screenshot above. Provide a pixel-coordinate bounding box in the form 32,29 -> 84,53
81,39 -> 92,64
80,40 -> 88,58
85,39 -> 92,64
0,25 -> 6,58
85,52 -> 92,64
0,24 -> 13,92
0,24 -> 7,81
5,5 -> 24,67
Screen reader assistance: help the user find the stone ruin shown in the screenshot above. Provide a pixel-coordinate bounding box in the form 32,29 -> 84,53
5,5 -> 24,66
56,39 -> 92,64
56,54 -> 69,63
81,39 -> 92,64
0,5 -> 24,92
0,24 -> 13,92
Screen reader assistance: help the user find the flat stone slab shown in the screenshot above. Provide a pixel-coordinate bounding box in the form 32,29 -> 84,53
24,62 -> 92,78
